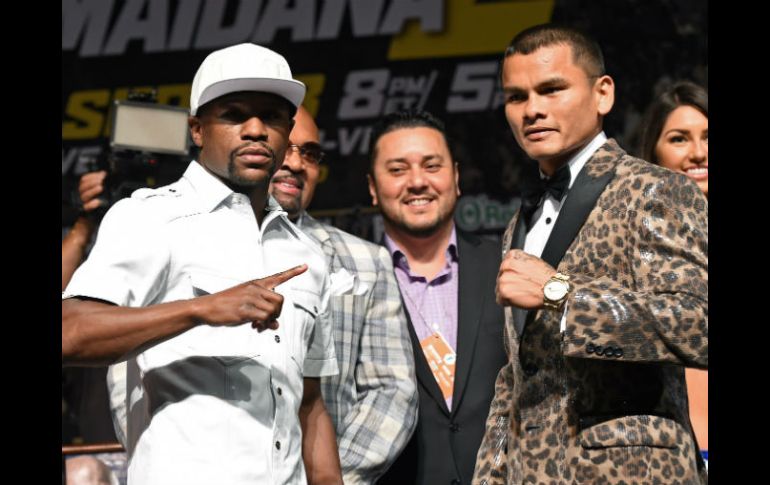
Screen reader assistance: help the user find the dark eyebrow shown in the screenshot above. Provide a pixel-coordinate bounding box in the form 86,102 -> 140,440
502,86 -> 526,95
384,154 -> 443,164
665,126 -> 710,138
536,77 -> 569,89
503,76 -> 568,94
663,128 -> 690,136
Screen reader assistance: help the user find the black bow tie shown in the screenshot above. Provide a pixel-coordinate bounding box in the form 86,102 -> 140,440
519,164 -> 571,228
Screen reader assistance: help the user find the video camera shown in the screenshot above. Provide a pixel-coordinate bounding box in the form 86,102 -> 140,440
79,90 -> 191,219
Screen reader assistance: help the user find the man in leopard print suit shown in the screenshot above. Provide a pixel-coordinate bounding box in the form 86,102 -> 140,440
472,24 -> 707,485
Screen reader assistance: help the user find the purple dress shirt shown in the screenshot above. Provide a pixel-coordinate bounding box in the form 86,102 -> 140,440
385,227 -> 459,409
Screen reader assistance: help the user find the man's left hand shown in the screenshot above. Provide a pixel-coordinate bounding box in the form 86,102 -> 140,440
496,249 -> 557,309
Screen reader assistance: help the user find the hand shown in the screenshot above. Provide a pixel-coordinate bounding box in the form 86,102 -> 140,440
496,250 -> 556,309
195,264 -> 308,331
79,170 -> 107,213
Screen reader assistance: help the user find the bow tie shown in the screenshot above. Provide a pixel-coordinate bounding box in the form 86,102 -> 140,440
519,164 -> 571,228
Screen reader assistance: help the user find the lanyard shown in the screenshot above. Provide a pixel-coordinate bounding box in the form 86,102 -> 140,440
399,269 -> 455,349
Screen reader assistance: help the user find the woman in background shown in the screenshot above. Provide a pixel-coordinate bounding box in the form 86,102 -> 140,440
638,80 -> 708,468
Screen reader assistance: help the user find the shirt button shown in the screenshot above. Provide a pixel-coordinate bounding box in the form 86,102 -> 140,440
275,441 -> 281,450
277,387 -> 283,396
275,335 -> 281,343
546,217 -> 552,224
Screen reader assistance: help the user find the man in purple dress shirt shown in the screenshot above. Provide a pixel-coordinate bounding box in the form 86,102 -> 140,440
368,110 -> 508,485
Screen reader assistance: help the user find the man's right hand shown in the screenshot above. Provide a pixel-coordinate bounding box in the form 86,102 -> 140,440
194,264 -> 308,331
496,249 -> 556,310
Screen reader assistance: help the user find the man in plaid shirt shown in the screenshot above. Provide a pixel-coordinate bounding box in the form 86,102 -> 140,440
270,107 -> 419,484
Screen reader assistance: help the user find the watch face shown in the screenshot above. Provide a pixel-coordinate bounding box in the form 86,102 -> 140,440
544,280 -> 568,300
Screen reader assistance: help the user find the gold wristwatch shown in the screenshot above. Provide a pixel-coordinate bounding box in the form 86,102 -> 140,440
543,272 -> 572,311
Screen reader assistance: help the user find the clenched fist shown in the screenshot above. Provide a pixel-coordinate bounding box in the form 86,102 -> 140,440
496,250 -> 556,310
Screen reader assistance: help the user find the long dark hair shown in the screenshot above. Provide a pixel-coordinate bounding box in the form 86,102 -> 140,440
638,81 -> 708,164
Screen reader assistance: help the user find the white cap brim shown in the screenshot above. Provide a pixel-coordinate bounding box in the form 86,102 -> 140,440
192,77 -> 306,115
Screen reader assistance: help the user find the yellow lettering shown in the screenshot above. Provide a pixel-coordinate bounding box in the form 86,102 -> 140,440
65,80 -> 320,142
318,164 -> 329,184
388,0 -> 555,60
296,74 -> 325,117
157,84 -> 192,108
62,90 -> 110,140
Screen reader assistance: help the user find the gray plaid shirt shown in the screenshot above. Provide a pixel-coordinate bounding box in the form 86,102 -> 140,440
299,213 -> 418,485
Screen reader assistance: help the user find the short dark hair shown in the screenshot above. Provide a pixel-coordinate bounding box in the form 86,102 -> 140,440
502,23 -> 605,78
368,109 -> 450,175
637,81 -> 708,164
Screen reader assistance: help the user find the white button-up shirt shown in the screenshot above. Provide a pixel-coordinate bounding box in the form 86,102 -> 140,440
523,131 -> 607,257
64,161 -> 338,485
523,131 -> 607,332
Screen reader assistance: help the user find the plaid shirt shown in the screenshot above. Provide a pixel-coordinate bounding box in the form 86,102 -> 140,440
300,213 -> 418,485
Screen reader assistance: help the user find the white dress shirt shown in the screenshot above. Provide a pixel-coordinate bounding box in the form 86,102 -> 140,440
65,161 -> 338,485
523,132 -> 607,331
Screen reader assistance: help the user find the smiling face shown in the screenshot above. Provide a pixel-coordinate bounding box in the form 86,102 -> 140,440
368,126 -> 460,238
654,105 -> 708,197
188,91 -> 294,192
269,107 -> 322,220
502,44 -> 614,174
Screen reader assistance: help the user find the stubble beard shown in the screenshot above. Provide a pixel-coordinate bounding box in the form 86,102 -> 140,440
383,205 -> 453,239
270,187 -> 302,220
226,143 -> 277,193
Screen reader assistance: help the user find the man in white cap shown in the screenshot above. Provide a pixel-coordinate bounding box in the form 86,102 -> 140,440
62,44 -> 343,485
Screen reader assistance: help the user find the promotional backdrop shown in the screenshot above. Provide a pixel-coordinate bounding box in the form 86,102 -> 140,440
62,0 -> 707,240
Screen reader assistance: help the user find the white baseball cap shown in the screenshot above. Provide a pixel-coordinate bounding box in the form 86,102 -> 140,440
190,43 -> 306,115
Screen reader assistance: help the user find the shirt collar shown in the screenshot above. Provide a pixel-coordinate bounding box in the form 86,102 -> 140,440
265,194 -> 285,214
183,160 -> 286,217
295,211 -> 309,228
385,224 -> 459,272
539,131 -> 607,189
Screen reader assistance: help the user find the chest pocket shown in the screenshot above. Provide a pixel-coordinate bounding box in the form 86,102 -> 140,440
184,271 -> 261,362
190,270 -> 242,297
140,271 -> 273,421
286,288 -> 321,370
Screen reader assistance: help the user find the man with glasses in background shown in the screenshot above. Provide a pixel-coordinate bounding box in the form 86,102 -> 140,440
269,107 -> 419,485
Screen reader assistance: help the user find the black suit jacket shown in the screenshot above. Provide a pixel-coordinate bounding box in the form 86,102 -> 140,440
379,229 -> 507,485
